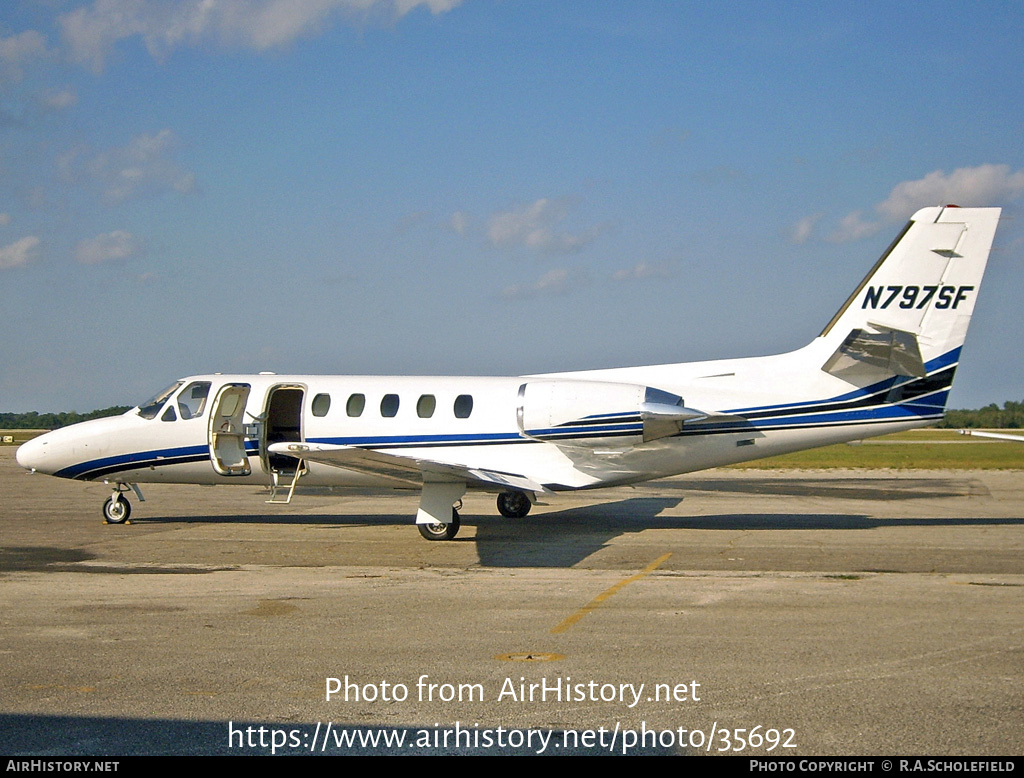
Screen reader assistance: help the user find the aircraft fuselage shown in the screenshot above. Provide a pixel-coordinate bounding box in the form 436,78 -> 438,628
15,206 -> 1002,539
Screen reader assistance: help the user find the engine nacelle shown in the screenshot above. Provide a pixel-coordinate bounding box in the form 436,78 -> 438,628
516,380 -> 705,445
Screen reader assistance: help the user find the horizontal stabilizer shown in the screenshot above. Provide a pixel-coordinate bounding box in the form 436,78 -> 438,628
958,430 -> 1024,443
822,325 -> 926,379
268,442 -> 551,494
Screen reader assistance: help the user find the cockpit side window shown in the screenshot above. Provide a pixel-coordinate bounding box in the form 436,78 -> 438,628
137,382 -> 183,420
177,381 -> 212,420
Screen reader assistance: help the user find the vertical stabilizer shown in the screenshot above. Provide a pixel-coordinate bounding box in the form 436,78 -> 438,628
819,206 -> 1000,383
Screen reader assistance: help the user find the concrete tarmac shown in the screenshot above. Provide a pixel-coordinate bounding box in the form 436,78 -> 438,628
1,448 -> 1021,756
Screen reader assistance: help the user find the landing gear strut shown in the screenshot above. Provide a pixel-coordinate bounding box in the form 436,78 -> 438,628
497,490 -> 532,519
417,507 -> 461,541
416,482 -> 465,541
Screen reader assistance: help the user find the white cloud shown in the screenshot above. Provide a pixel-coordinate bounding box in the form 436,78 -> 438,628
788,213 -> 821,245
876,164 -> 1024,221
60,0 -> 464,72
396,0 -> 463,13
611,261 -> 673,282
41,90 -> 78,111
0,30 -> 51,83
827,210 -> 881,243
486,198 -> 603,254
487,198 -> 560,246
449,211 -> 469,236
75,230 -> 143,264
0,236 -> 40,269
830,165 -> 1024,243
500,268 -> 584,300
68,129 -> 196,203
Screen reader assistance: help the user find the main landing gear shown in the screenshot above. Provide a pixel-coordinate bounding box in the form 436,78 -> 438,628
496,490 -> 532,519
416,490 -> 532,541
417,507 -> 462,541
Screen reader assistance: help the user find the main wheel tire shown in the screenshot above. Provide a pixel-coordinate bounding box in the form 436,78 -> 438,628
417,508 -> 461,541
103,495 -> 131,524
497,490 -> 531,519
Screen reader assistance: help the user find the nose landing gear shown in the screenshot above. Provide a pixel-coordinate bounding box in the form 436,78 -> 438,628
102,494 -> 131,524
101,483 -> 144,524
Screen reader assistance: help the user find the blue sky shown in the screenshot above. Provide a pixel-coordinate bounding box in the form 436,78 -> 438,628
1,1 -> 1022,412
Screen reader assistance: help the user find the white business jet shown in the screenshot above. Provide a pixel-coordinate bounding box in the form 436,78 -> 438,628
17,206 -> 1001,540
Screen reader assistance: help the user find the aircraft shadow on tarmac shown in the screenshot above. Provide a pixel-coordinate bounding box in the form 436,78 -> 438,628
468,499 -> 1024,568
0,713 -> 678,756
124,494 -> 1024,570
669,476 -> 990,500
0,545 -> 237,575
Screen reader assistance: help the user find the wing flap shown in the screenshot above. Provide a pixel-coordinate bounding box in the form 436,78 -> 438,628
267,442 -> 551,493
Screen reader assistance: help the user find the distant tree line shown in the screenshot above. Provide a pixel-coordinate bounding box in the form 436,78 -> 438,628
0,406 -> 132,430
938,400 -> 1024,429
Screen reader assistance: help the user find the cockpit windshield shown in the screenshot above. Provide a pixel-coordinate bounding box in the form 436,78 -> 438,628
136,382 -> 183,420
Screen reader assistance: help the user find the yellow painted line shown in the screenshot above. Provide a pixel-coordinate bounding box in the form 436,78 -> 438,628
550,553 -> 672,634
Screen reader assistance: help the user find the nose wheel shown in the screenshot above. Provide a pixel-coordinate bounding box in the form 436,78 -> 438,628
102,494 -> 131,524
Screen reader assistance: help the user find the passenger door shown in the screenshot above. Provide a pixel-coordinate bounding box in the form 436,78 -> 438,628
208,384 -> 252,476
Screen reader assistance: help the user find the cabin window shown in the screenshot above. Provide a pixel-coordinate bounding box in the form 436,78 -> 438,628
311,393 -> 331,417
218,393 -> 242,417
381,394 -> 400,418
454,394 -> 473,418
346,394 -> 365,417
137,382 -> 183,420
416,394 -> 436,418
177,381 -> 211,420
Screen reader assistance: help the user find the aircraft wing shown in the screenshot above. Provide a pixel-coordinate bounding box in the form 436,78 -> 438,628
267,442 -> 552,493
958,430 -> 1024,443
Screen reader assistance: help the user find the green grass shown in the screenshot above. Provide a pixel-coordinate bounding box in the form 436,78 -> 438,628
728,429 -> 1024,469
0,429 -> 47,445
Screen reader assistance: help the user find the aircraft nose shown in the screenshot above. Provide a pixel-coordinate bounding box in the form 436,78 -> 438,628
16,434 -> 48,473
